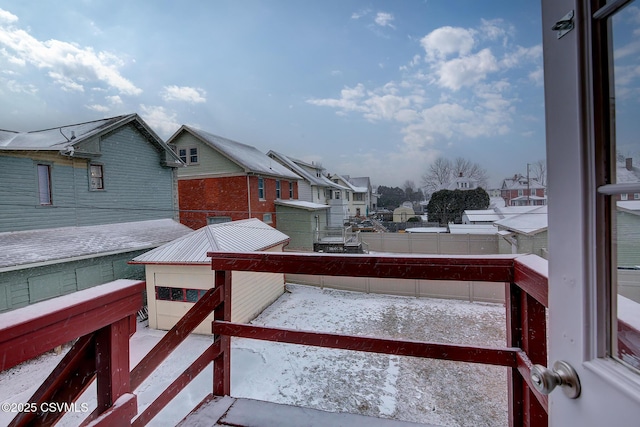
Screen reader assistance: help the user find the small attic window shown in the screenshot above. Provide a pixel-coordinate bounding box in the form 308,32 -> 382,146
178,147 -> 199,165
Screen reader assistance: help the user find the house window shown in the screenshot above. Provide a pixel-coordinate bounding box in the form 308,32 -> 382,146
178,147 -> 198,164
37,164 -> 52,205
634,193 -> 639,200
289,181 -> 294,199
189,148 -> 198,164
335,191 -> 341,200
263,213 -> 272,223
89,164 -> 104,190
276,180 -> 281,199
258,177 -> 265,199
621,193 -> 628,201
207,216 -> 232,225
346,191 -> 350,201
518,189 -> 523,197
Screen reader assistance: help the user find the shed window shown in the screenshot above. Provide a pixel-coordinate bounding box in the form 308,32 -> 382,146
89,164 -> 104,190
156,286 -> 207,303
37,164 -> 52,205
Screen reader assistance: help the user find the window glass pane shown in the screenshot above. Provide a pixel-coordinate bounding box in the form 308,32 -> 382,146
157,287 -> 170,300
610,7 -> 640,372
90,165 -> 103,190
179,148 -> 187,163
170,287 -> 184,301
37,164 -> 51,205
186,289 -> 199,302
190,147 -> 198,163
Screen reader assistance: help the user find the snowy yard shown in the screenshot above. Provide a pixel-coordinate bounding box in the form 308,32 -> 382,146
0,284 -> 508,427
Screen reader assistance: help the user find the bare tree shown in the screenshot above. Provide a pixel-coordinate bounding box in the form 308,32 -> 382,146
421,158 -> 452,195
529,159 -> 547,186
422,157 -> 489,196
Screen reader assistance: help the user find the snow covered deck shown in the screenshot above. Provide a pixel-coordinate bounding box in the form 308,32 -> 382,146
179,396 -> 434,427
0,252 -> 562,426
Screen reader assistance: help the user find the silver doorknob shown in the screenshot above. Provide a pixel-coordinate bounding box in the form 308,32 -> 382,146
530,360 -> 581,398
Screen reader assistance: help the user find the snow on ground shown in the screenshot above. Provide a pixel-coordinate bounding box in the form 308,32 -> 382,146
0,284 -> 508,427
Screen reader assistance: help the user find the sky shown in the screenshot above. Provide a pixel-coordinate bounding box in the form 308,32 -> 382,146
0,1 -> 547,188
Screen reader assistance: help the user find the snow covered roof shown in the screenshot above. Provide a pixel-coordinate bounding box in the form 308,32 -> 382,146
448,224 -> 499,235
267,151 -> 343,189
174,127 -> 300,180
618,200 -> 640,214
462,210 -> 502,222
493,206 -> 548,235
616,158 -> 640,184
405,227 -> 448,233
275,200 -> 330,211
0,219 -> 192,272
501,174 -> 545,190
334,174 -> 367,193
0,114 -> 182,165
131,219 -> 290,265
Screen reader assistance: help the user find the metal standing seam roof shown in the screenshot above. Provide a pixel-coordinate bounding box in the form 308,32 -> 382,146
0,219 -> 193,272
174,127 -> 301,180
130,218 -> 290,265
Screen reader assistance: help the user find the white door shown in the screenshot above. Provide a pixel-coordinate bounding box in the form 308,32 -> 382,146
543,0 -> 640,425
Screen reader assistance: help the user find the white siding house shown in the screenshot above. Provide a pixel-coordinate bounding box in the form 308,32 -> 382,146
130,219 -> 290,334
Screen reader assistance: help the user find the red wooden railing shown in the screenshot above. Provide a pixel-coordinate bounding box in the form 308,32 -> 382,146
0,253 -> 550,426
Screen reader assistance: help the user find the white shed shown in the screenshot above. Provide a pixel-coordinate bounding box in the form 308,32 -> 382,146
130,219 -> 290,334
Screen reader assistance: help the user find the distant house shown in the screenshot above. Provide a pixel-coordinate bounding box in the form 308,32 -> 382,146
130,219 -> 290,334
500,174 -> 546,206
266,151 -> 346,227
493,205 -> 548,258
0,114 -> 189,311
167,127 -> 301,230
342,175 -> 375,217
616,158 -> 640,202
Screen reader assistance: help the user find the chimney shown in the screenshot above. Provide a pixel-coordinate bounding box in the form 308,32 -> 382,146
626,158 -> 633,171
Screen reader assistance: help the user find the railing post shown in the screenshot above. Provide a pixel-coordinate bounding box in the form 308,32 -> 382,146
95,316 -> 132,414
213,270 -> 232,396
507,281 -> 548,427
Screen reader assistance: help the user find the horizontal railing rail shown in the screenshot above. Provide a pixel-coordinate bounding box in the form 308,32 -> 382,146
204,251 -> 548,427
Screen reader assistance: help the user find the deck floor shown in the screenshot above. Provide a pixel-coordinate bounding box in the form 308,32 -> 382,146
178,396 -> 439,427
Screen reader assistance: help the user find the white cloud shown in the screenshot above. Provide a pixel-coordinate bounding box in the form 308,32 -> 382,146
139,105 -> 180,138
161,85 -> 207,103
106,95 -> 122,105
351,9 -> 370,20
48,71 -> 84,92
435,48 -> 499,91
6,79 -> 37,94
86,104 -> 109,112
0,8 -> 18,24
0,12 -> 141,95
420,26 -> 476,61
374,12 -> 395,29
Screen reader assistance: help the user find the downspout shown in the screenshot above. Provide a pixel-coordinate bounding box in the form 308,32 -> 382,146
246,175 -> 252,219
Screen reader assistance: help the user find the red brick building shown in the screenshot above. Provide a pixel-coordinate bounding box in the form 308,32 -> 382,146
167,126 -> 301,229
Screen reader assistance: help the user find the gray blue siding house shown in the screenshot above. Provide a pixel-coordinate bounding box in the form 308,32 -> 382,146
0,114 -> 192,311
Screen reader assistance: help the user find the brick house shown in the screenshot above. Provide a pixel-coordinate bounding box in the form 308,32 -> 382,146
167,126 -> 301,229
500,174 -> 547,206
